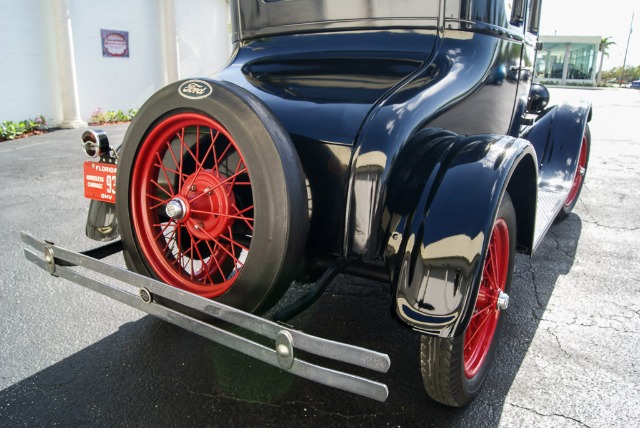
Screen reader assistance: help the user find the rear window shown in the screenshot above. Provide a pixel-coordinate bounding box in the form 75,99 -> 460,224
235,0 -> 440,40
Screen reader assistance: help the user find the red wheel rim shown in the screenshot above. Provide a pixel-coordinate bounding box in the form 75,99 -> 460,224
130,112 -> 254,298
464,218 -> 509,379
564,134 -> 588,207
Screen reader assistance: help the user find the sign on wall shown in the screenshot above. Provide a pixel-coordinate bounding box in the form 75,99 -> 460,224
101,29 -> 129,58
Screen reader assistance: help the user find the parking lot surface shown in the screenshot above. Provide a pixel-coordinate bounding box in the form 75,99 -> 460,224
0,88 -> 638,427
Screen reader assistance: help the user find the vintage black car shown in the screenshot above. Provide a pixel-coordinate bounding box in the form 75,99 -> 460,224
23,0 -> 591,407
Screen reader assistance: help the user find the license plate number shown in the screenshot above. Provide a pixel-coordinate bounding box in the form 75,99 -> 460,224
84,161 -> 117,203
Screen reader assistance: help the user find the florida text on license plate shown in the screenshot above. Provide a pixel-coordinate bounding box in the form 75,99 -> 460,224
84,161 -> 117,203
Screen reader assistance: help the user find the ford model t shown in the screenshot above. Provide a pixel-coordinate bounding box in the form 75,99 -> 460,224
22,0 -> 591,406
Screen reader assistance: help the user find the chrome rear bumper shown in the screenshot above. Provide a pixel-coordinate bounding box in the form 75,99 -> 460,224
20,232 -> 390,402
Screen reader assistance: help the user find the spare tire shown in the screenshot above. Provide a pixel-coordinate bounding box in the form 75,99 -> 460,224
116,79 -> 308,314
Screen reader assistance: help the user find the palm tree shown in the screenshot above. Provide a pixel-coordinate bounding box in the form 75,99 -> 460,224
597,37 -> 616,84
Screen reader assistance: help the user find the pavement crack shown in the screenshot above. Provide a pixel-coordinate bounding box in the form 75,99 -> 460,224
528,260 -> 544,308
577,198 -> 595,222
546,327 -> 570,358
282,402 -> 394,420
36,377 -> 77,388
577,323 -> 637,334
580,219 -> 639,231
172,378 -> 226,405
540,316 -> 638,334
507,402 -> 592,427
546,230 -> 577,259
173,378 -> 393,420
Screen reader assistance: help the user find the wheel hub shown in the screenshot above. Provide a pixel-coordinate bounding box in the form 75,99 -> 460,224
178,170 -> 235,240
497,291 -> 509,310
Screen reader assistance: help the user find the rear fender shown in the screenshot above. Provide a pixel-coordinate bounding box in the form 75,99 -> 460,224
387,133 -> 537,338
86,200 -> 119,241
524,100 -> 592,186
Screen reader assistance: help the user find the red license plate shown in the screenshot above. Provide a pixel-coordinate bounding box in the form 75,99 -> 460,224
84,161 -> 117,203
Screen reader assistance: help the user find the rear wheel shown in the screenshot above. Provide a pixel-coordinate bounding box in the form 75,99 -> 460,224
420,192 -> 516,407
557,125 -> 590,219
116,80 -> 308,314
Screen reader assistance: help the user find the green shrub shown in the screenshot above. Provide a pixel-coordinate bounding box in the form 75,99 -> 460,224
0,115 -> 49,142
89,107 -> 138,125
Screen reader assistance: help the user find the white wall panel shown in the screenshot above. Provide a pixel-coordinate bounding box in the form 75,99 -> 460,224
69,0 -> 165,120
0,0 -> 62,123
0,0 -> 231,125
174,0 -> 232,79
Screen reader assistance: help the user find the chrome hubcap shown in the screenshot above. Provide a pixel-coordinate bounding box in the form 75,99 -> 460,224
165,198 -> 186,220
497,291 -> 509,310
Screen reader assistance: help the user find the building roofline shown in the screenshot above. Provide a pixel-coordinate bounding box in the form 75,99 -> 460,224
539,35 -> 602,44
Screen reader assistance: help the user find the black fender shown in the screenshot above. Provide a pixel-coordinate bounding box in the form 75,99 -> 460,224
86,199 -> 118,241
524,100 -> 592,186
387,132 -> 537,338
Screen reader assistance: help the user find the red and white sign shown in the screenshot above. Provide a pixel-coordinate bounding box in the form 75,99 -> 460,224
101,29 -> 129,58
84,161 -> 117,203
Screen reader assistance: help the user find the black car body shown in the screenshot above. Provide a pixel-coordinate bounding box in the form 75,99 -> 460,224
23,0 -> 591,406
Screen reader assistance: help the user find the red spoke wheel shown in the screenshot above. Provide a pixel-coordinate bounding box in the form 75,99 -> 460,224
420,192 -> 516,407
116,79 -> 308,314
130,112 -> 251,298
463,218 -> 509,379
558,125 -> 590,219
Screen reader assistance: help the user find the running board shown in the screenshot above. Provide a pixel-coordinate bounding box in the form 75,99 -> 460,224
532,187 -> 569,252
20,232 -> 390,402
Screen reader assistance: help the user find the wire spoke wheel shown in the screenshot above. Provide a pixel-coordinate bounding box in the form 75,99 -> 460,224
420,192 -> 515,407
564,133 -> 588,208
130,112 -> 254,298
558,124 -> 590,220
463,218 -> 509,379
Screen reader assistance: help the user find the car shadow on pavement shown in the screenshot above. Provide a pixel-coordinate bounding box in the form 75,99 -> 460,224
0,215 -> 582,427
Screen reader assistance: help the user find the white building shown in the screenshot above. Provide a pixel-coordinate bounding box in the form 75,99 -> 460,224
535,35 -> 601,85
0,0 -> 231,127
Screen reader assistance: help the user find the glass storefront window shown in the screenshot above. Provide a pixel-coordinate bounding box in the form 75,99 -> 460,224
567,43 -> 595,80
535,37 -> 599,82
536,43 -> 567,79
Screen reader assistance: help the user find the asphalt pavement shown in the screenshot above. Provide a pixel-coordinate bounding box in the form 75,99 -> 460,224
0,88 -> 638,427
